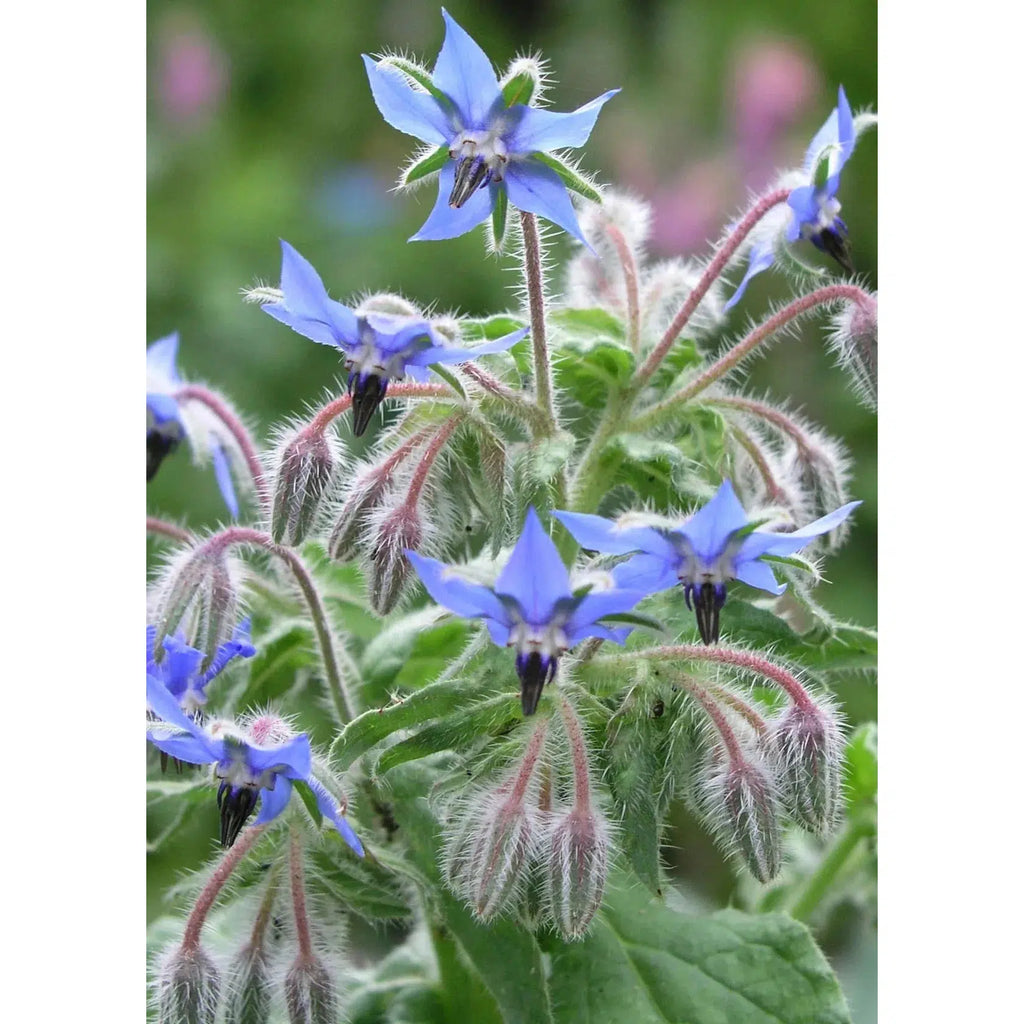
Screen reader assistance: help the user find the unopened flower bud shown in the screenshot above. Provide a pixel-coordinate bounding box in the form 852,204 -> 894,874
222,945 -> 272,1024
766,701 -> 843,835
701,753 -> 783,883
327,466 -> 391,562
829,294 -> 877,410
271,429 -> 336,546
546,807 -> 610,940
153,547 -> 241,666
157,944 -> 221,1024
284,955 -> 336,1024
357,292 -> 420,319
449,791 -> 537,921
368,504 -> 423,615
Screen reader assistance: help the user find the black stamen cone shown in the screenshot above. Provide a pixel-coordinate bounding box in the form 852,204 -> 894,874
693,583 -> 727,645
449,156 -> 490,208
349,373 -> 389,437
217,782 -> 259,848
516,651 -> 557,716
147,429 -> 180,481
820,227 -> 855,275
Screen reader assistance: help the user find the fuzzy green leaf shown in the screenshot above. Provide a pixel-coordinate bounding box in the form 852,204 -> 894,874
491,185 -> 509,251
547,873 -> 851,1024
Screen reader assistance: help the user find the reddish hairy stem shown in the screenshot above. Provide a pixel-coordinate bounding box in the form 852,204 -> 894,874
181,825 -> 266,952
640,284 -> 876,423
404,415 -> 463,507
559,698 -> 592,811
633,188 -> 791,387
706,681 -> 769,735
289,835 -> 313,960
146,516 -> 192,544
603,222 -> 641,355
196,527 -> 354,721
728,422 -> 790,506
674,675 -> 745,764
508,719 -> 550,806
175,384 -> 270,512
706,395 -> 816,459
635,644 -> 815,711
307,383 -> 453,435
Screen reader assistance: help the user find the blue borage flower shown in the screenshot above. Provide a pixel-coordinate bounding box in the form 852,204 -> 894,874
406,507 -> 647,715
262,241 -> 528,436
727,87 -> 858,311
147,333 -> 241,516
146,674 -> 364,854
554,481 -> 860,645
146,620 -> 256,713
363,9 -> 618,247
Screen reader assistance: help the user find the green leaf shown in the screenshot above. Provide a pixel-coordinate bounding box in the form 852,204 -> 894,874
547,874 -> 851,1024
359,607 -> 451,689
429,361 -> 467,398
532,152 -> 602,202
844,722 -> 877,808
372,693 -> 522,776
460,314 -> 529,342
233,621 -> 315,710
402,144 -> 450,186
491,185 -> 509,251
526,434 -> 575,483
308,847 -> 413,921
329,671 -> 500,771
550,307 -> 626,342
598,611 -> 666,633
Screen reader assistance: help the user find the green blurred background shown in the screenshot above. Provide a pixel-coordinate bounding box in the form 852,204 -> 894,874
148,0 -> 876,1018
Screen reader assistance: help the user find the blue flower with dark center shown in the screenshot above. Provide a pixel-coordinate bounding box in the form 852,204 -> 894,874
146,674 -> 364,854
406,508 -> 646,715
146,333 -> 240,516
554,481 -> 860,644
146,620 -> 256,713
727,86 -> 857,311
262,241 -> 527,436
363,9 -> 618,245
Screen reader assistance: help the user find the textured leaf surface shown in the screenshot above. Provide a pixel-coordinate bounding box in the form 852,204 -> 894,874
548,876 -> 851,1024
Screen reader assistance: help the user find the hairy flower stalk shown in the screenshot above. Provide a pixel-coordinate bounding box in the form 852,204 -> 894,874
174,384 -> 271,514
727,421 -> 793,509
520,210 -> 557,432
148,516 -> 193,544
283,836 -> 337,1024
222,868 -> 281,1024
368,414 -> 462,613
162,527 -> 357,721
546,698 -> 609,938
632,188 -> 791,389
328,423 -> 434,561
454,718 -> 549,919
679,674 -> 782,882
631,283 -> 877,429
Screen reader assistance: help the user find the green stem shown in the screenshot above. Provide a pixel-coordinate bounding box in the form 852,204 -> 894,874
519,211 -> 556,431
788,814 -> 874,921
568,390 -> 630,513
198,527 -> 358,722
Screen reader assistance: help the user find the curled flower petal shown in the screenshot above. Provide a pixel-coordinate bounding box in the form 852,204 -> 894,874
246,734 -> 313,779
724,240 -> 776,312
554,510 -> 674,558
405,326 -> 528,366
209,439 -> 239,519
611,552 -> 679,594
406,551 -> 511,624
147,334 -> 181,385
308,777 -> 365,856
738,501 -> 861,561
254,776 -> 293,824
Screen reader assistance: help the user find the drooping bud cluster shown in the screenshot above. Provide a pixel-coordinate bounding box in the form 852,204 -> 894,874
367,500 -> 426,615
222,944 -> 272,1024
152,542 -> 243,668
284,955 -> 337,1024
545,805 -> 611,940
